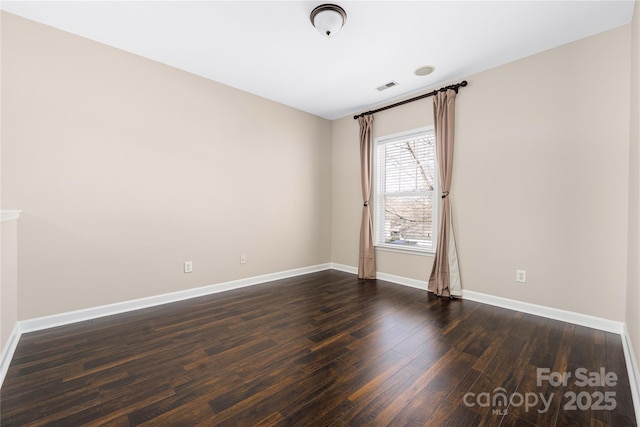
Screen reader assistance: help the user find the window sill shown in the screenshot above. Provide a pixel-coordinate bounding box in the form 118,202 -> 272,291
375,244 -> 435,256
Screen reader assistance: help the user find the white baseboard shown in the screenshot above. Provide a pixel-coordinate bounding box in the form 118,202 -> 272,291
7,262 -> 630,348
330,264 -> 428,291
329,263 -> 357,275
19,263 -> 332,335
376,271 -> 429,290
461,289 -> 624,334
0,323 -> 22,387
332,264 -> 625,334
622,324 -> 640,425
1,263 -> 328,389
329,264 -> 429,291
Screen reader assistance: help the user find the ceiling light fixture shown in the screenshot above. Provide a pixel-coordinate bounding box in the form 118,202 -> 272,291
415,65 -> 435,76
310,4 -> 347,37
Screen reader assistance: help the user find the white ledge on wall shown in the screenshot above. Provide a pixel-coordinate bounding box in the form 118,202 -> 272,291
1,210 -> 22,222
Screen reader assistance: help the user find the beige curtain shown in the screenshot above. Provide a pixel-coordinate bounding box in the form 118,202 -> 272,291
428,90 -> 462,297
358,115 -> 376,279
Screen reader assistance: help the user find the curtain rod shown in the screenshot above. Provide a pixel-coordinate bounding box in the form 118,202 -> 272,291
353,80 -> 468,120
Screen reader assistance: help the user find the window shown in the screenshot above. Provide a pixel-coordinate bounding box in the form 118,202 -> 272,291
374,128 -> 438,253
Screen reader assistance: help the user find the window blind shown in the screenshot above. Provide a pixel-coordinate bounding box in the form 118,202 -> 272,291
375,130 -> 438,251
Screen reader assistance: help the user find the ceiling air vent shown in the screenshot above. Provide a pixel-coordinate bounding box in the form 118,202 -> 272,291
376,81 -> 398,92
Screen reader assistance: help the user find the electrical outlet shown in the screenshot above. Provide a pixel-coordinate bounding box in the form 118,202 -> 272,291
184,261 -> 193,273
516,269 -> 527,283
240,255 -> 246,265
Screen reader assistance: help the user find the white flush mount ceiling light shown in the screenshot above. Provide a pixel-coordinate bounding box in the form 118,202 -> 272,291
310,4 -> 347,37
415,65 -> 435,76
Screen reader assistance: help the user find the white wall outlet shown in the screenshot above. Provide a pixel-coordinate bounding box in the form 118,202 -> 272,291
240,255 -> 246,265
184,261 -> 193,273
516,269 -> 527,283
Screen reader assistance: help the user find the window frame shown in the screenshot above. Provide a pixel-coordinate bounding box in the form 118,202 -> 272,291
373,126 -> 439,255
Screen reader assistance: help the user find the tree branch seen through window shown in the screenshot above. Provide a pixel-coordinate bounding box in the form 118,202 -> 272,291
375,130 -> 437,251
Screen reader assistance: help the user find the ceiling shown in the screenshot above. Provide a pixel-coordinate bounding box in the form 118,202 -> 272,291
1,1 -> 635,120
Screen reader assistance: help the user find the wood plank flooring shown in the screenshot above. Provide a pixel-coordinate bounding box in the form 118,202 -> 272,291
0,270 -> 636,426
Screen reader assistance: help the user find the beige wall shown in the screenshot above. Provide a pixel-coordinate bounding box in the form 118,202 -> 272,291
1,13 -> 332,319
0,10 -> 635,327
627,1 -> 640,369
332,25 -> 631,321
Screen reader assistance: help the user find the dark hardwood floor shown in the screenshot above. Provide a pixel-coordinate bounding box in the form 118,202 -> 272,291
0,270 -> 636,426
